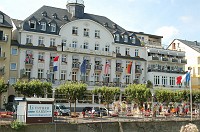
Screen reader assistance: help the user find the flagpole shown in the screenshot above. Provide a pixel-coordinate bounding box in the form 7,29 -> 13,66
189,70 -> 192,121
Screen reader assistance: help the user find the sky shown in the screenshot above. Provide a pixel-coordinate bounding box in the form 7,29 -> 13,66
1,0 -> 200,47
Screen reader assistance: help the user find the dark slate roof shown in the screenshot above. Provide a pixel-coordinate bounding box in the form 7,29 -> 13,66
12,19 -> 23,29
0,11 -> 13,28
177,39 -> 200,53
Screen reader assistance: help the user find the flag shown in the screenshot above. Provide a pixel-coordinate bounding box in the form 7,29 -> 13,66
104,62 -> 110,74
80,59 -> 87,74
176,71 -> 190,84
53,56 -> 59,71
126,61 -> 132,74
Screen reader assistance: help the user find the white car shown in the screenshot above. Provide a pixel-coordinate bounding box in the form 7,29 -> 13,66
55,104 -> 70,116
99,107 -> 115,116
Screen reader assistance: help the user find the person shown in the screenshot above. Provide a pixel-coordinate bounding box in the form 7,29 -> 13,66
180,123 -> 199,132
82,108 -> 86,118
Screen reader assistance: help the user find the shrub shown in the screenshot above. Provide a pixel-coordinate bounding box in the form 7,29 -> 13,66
10,120 -> 24,130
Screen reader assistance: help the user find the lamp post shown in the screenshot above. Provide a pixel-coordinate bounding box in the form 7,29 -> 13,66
150,88 -> 154,120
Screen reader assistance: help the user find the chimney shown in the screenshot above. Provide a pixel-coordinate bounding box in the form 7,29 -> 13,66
66,0 -> 85,18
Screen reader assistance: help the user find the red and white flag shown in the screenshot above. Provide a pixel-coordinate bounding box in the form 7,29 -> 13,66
104,62 -> 110,74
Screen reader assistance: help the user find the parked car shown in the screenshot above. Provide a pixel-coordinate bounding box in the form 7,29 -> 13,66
54,104 -> 70,116
99,107 -> 115,116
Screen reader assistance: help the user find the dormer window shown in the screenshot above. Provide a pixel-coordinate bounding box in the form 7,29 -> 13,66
124,35 -> 128,42
52,13 -> 57,19
50,23 -> 56,32
41,22 -> 46,31
42,11 -> 47,17
132,36 -> 136,44
63,15 -> 68,21
0,14 -> 3,23
115,34 -> 120,41
30,20 -> 36,29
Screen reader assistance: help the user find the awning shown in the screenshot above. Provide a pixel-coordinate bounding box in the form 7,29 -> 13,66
147,48 -> 159,54
72,55 -> 79,59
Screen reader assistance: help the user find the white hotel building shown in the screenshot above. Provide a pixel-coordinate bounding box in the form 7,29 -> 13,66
10,0 -> 187,103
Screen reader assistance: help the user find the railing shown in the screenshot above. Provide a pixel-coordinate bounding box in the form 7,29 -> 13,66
171,58 -> 178,63
86,81 -> 129,88
180,59 -> 187,64
161,57 -> 168,62
148,68 -> 186,74
72,63 -> 80,68
116,67 -> 123,72
94,65 -> 102,70
25,58 -> 34,65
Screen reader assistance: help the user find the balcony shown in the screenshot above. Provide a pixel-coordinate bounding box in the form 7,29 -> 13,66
49,61 -> 54,67
171,58 -> 178,63
94,65 -> 102,71
0,52 -> 6,60
161,57 -> 168,62
180,59 -> 187,64
72,63 -> 80,69
25,58 -> 34,66
148,67 -> 186,74
148,56 -> 160,61
116,67 -> 123,73
86,65 -> 91,70
135,69 -> 142,74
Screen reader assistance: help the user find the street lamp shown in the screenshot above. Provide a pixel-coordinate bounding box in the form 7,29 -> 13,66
150,88 -> 154,120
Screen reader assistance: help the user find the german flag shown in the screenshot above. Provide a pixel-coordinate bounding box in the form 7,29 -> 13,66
126,61 -> 132,74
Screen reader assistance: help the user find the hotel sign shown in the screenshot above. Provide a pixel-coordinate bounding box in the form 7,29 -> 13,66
27,104 -> 53,117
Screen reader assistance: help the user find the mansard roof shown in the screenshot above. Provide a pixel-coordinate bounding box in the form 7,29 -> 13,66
0,11 -> 13,28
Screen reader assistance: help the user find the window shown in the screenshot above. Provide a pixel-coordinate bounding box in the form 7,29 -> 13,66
38,36 -> 44,45
125,48 -> 130,55
0,30 -> 3,40
83,42 -> 89,49
0,14 -> 3,23
124,35 -> 128,42
72,41 -> 77,48
30,20 -> 36,29
132,36 -> 136,44
62,54 -> 67,63
116,75 -> 120,84
125,75 -> 130,84
116,47 -> 120,54
26,69 -> 31,78
115,34 -> 120,41
11,48 -> 18,55
104,74 -> 110,83
135,49 -> 139,56
95,30 -> 100,38
26,35 -> 32,44
154,76 -> 160,85
95,43 -> 99,50
38,52 -> 44,61
9,77 -> 16,85
72,71 -> 77,81
50,23 -> 56,32
10,63 -> 17,70
105,45 -> 109,52
72,27 -> 78,35
83,28 -> 89,37
162,76 -> 167,85
62,39 -> 67,46
41,22 -> 46,31
169,77 -> 175,86
94,73 -> 100,82
61,70 -> 66,80
38,69 -> 44,79
50,38 -> 56,47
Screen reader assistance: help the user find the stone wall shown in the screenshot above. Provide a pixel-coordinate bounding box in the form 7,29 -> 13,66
0,120 -> 199,132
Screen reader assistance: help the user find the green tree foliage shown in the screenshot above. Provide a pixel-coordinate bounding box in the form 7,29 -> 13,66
93,86 -> 120,111
56,81 -> 87,113
125,84 -> 151,107
0,78 -> 8,94
12,80 -> 52,97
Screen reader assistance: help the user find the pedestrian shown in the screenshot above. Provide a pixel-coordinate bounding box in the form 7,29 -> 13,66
82,108 -> 86,118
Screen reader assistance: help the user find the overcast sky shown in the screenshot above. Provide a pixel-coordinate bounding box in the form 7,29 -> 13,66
1,0 -> 200,47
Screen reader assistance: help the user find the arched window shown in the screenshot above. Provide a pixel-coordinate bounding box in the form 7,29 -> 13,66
0,14 -> 3,23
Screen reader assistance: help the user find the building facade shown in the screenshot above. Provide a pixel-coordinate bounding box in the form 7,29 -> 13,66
168,39 -> 200,89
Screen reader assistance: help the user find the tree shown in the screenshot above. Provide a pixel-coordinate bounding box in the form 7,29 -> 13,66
56,81 -> 87,114
93,86 -> 120,114
12,80 -> 52,97
125,84 -> 151,108
0,78 -> 8,107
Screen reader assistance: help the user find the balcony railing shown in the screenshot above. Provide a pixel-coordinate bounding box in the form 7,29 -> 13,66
0,52 -> 6,60
171,58 -> 178,63
94,65 -> 102,70
148,67 -> 186,74
86,81 -> 129,88
180,59 -> 187,64
162,57 -> 168,62
25,58 -> 34,65
72,63 -> 80,68
116,67 -> 123,72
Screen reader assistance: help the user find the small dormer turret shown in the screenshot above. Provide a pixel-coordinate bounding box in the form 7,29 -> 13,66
66,0 -> 85,18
